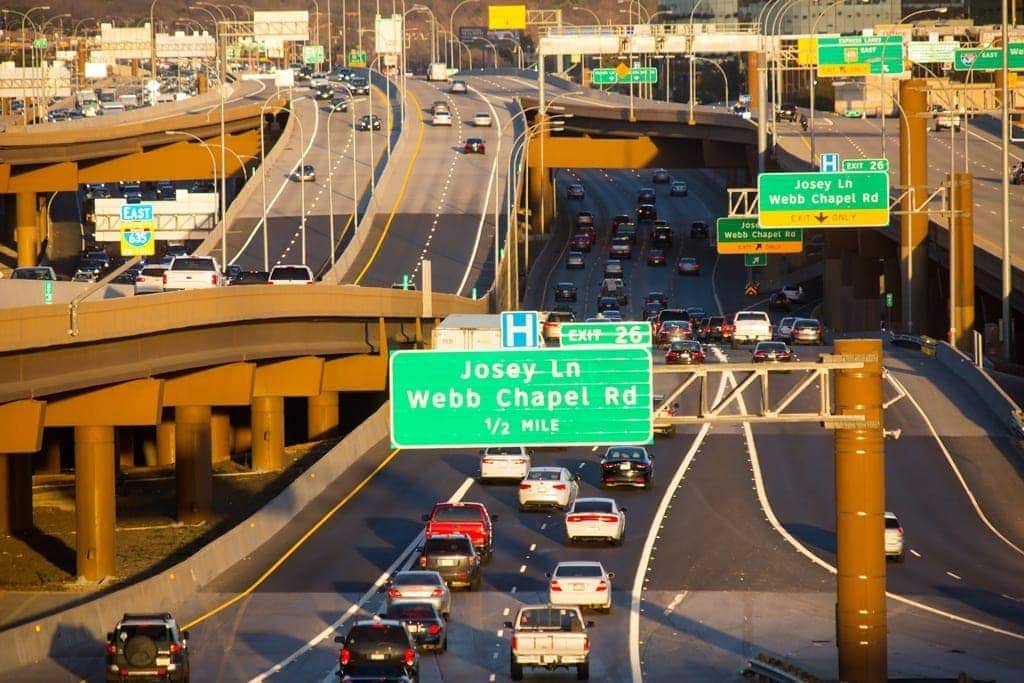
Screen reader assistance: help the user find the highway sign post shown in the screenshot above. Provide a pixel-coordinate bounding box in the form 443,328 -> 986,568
745,254 -> 767,267
389,347 -> 653,448
591,65 -> 658,85
119,204 -> 155,257
953,43 -> 1024,71
842,158 -> 889,172
716,217 -> 803,254
560,322 -> 652,348
757,171 -> 889,228
816,35 -> 903,77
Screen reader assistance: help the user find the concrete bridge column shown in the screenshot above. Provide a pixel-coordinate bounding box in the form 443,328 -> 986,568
252,396 -> 285,471
37,431 -> 63,475
174,406 -> 213,524
900,79 -> 929,335
74,425 -> 116,581
210,409 -> 232,464
307,391 -> 339,440
156,412 -> 175,466
0,454 -> 33,535
117,428 -> 135,469
823,230 -> 858,331
15,191 -> 39,267
747,52 -> 758,111
233,412 -> 252,456
528,165 -> 554,234
852,256 -> 882,332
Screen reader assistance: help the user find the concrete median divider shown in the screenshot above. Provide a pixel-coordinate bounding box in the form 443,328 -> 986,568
0,402 -> 392,674
934,342 -> 1024,437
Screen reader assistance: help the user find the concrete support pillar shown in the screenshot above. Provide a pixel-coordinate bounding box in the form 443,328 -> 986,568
233,423 -> 252,455
899,79 -> 929,335
156,417 -> 176,466
852,256 -> 881,332
38,431 -> 63,474
116,428 -> 135,469
210,409 -> 232,464
175,405 -> 213,524
747,51 -> 758,111
527,158 -> 554,234
251,396 -> 285,471
833,339 -> 887,682
824,231 -> 858,332
0,454 -> 33,535
74,425 -> 116,581
15,191 -> 39,267
307,391 -> 340,440
952,173 -> 975,350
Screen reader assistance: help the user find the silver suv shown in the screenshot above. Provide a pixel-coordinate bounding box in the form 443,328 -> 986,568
885,511 -> 904,562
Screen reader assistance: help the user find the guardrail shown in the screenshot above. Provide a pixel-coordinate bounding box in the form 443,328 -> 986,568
744,653 -> 822,682
540,22 -> 760,37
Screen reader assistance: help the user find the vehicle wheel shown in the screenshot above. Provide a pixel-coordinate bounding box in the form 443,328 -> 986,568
577,662 -> 590,680
612,536 -> 623,547
511,656 -> 524,680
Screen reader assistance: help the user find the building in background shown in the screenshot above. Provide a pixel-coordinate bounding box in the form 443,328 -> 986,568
660,0 -> 741,23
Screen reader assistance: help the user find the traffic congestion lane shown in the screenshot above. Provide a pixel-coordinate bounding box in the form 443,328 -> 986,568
229,84 -> 391,274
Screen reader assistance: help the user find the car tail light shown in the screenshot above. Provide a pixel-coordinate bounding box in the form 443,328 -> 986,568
519,483 -> 532,490
550,580 -> 562,591
694,352 -> 704,360
515,458 -> 526,464
162,273 -> 167,285
553,484 -> 567,490
211,274 -> 219,285
419,556 -> 427,567
169,643 -> 181,654
404,648 -> 416,666
106,643 -> 117,654
135,275 -> 144,282
512,635 -> 518,651
583,636 -> 589,651
896,526 -> 904,536
599,515 -> 619,523
388,588 -> 401,598
428,623 -> 442,635
754,352 -> 766,359
430,587 -> 444,597
340,648 -> 351,666
634,463 -> 648,469
156,668 -> 167,676
596,580 -> 608,591
266,280 -> 274,285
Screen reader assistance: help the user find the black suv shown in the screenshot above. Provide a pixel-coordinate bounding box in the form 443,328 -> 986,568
637,187 -> 656,204
335,617 -> 419,681
636,204 -> 657,222
105,613 -> 190,682
419,533 -> 481,589
776,102 -> 798,122
690,221 -> 709,239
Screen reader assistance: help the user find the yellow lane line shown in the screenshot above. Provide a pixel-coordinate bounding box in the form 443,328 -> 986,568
353,86 -> 426,285
182,447 -> 402,631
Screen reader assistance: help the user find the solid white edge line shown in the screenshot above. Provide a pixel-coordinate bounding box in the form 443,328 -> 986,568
456,83 -> 504,296
883,371 -> 1024,559
629,368 -> 731,683
248,476 -> 476,682
729,363 -> 1024,643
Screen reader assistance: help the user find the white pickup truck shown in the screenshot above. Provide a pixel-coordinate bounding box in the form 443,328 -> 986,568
731,310 -> 773,348
162,256 -> 224,291
505,605 -> 592,680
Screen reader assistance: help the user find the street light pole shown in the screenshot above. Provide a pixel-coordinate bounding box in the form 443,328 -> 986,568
449,0 -> 479,66
165,130 -> 218,257
687,0 -> 705,126
1002,0 -> 1012,358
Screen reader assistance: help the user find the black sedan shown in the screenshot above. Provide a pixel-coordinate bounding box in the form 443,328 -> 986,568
752,341 -> 796,363
554,281 -> 578,303
690,221 -> 708,238
665,340 -> 705,365
597,296 -> 620,313
600,446 -> 653,489
357,114 -> 382,130
381,601 -> 447,651
566,183 -> 585,199
652,168 -> 671,183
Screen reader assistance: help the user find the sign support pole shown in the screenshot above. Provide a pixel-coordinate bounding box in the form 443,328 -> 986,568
899,79 -> 928,335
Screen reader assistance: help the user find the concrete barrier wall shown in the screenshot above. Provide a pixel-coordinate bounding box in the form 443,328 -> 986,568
0,402 -> 392,673
0,280 -> 134,308
934,342 -> 1024,437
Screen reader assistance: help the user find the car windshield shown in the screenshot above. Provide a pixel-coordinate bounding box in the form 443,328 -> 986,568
605,447 -> 645,461
757,342 -> 788,352
518,608 -> 584,632
392,571 -> 442,586
573,499 -> 610,509
431,506 -> 482,522
555,564 -> 603,578
424,537 -> 473,554
527,469 -> 562,481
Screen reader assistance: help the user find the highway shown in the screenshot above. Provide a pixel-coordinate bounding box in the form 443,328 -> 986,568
775,110 -> 1024,264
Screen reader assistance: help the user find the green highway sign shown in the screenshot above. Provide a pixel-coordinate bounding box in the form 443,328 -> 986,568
745,254 -> 767,267
348,49 -> 367,67
816,35 -> 904,77
302,44 -> 325,65
885,292 -> 894,308
560,322 -> 652,348
953,43 -> 1024,71
591,65 -> 658,85
716,217 -> 803,254
43,280 -> 53,304
32,38 -> 47,49
842,158 -> 890,172
757,171 -> 890,228
389,347 -> 653,448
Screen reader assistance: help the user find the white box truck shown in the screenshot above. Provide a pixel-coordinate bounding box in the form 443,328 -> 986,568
427,62 -> 449,82
431,314 -> 502,350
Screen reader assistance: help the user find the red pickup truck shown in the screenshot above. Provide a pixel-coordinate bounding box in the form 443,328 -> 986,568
422,502 -> 496,561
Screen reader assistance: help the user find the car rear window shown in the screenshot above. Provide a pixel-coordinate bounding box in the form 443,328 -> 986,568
793,319 -> 820,329
605,447 -> 645,460
387,603 -> 437,620
171,258 -> 215,271
527,469 -> 562,481
271,266 -> 311,281
118,624 -> 171,645
659,310 -> 688,322
759,342 -> 788,352
885,517 -> 901,529
735,312 -> 766,322
424,537 -> 473,554
518,608 -> 584,632
141,266 -> 167,276
554,564 -> 603,578
432,505 -> 483,522
235,271 -> 269,284
485,447 -> 524,456
392,571 -> 441,586
572,500 -> 614,513
346,624 -> 409,650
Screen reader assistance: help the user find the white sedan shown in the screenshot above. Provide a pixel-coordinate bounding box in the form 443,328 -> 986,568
547,561 -> 614,613
479,446 -> 531,482
518,466 -> 579,511
472,112 -> 492,127
564,497 -> 626,545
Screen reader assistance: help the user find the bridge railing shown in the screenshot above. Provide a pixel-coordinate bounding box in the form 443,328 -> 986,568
539,22 -> 760,37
